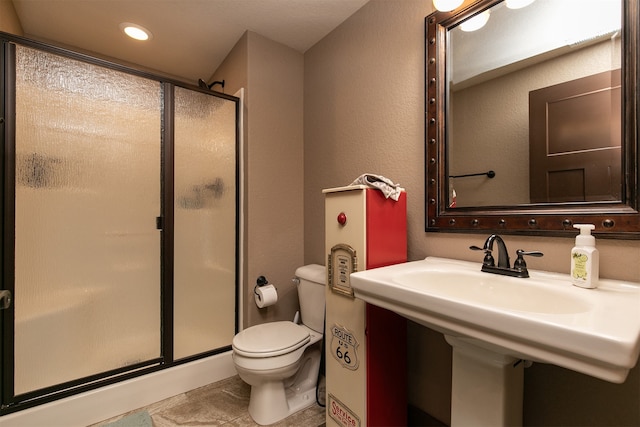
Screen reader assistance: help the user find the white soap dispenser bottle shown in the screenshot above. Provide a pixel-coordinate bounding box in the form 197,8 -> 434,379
571,224 -> 599,289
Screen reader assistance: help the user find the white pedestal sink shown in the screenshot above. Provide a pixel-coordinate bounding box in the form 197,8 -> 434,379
350,257 -> 640,426
446,335 -> 524,426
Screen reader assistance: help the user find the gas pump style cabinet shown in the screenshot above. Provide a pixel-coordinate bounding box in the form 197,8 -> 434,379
324,186 -> 407,427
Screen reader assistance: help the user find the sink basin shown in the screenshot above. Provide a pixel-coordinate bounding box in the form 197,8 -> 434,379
350,257 -> 640,383
396,270 -> 591,314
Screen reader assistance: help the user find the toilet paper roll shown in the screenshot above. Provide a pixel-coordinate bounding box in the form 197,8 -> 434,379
255,284 -> 278,308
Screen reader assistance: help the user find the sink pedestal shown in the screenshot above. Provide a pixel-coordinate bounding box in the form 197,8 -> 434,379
446,336 -> 524,427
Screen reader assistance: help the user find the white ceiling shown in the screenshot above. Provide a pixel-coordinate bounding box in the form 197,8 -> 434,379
11,0 -> 370,84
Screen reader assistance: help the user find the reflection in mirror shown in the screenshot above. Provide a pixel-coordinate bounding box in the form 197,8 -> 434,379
425,0 -> 639,237
448,0 -> 621,208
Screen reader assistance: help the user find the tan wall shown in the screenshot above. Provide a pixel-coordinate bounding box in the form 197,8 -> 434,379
214,31 -> 305,329
304,0 -> 640,425
0,0 -> 23,35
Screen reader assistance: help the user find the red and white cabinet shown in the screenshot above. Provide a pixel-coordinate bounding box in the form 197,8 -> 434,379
324,185 -> 407,427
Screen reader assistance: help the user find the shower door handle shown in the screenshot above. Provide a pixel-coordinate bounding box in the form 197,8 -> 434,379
0,290 -> 12,309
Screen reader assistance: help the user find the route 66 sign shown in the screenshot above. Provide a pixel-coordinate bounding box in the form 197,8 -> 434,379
330,324 -> 359,370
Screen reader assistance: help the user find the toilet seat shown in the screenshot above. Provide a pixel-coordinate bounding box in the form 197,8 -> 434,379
233,321 -> 310,358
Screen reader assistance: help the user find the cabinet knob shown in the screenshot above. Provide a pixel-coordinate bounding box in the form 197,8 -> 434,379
337,212 -> 347,225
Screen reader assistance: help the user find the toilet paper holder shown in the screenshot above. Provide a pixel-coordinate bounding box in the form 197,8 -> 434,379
254,275 -> 269,296
254,276 -> 278,308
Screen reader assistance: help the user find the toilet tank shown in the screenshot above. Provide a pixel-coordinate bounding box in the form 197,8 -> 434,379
295,264 -> 326,333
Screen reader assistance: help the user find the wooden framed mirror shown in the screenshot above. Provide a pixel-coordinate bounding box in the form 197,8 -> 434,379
425,0 -> 639,238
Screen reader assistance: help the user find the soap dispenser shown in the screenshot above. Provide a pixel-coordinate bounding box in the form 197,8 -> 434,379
571,224 -> 599,289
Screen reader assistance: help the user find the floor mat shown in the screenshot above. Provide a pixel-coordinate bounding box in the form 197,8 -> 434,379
104,410 -> 153,427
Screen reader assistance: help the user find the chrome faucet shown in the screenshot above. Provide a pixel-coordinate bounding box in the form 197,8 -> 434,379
470,234 -> 543,278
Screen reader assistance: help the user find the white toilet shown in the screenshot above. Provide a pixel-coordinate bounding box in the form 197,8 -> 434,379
232,264 -> 326,425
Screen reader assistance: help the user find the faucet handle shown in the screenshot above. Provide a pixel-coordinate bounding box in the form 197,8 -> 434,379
514,249 -> 544,270
470,245 -> 495,266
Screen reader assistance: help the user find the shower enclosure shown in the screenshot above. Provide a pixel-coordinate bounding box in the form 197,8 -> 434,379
0,34 -> 238,413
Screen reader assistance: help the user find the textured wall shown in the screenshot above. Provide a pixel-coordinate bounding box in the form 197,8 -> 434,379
213,32 -> 304,329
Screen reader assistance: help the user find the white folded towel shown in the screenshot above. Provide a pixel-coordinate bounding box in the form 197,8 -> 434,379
350,174 -> 403,201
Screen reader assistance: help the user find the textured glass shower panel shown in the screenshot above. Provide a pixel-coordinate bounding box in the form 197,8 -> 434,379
174,87 -> 236,359
13,45 -> 161,394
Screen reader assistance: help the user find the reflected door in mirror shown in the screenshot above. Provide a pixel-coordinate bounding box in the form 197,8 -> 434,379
529,70 -> 621,203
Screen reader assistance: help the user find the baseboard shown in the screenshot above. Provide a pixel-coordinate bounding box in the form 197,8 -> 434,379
0,351 -> 236,427
407,404 -> 448,427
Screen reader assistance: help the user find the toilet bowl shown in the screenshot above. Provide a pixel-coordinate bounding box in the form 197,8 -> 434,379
232,264 -> 326,425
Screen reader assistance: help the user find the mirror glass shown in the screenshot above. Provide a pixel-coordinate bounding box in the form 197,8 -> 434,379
448,0 -> 621,208
425,0 -> 639,237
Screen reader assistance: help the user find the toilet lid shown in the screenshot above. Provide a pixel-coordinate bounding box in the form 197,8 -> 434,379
233,321 -> 310,358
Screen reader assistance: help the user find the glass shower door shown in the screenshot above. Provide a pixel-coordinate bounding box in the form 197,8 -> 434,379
173,87 -> 237,359
12,44 -> 162,395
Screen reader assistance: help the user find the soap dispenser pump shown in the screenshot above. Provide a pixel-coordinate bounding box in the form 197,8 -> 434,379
571,224 -> 599,289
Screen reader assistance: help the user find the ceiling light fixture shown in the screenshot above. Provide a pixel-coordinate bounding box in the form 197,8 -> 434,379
460,10 -> 491,32
505,0 -> 535,9
432,0 -> 464,12
119,23 -> 152,41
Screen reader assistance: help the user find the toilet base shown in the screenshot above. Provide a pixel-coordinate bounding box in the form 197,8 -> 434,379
248,380 -> 318,425
242,345 -> 322,425
248,380 -> 288,425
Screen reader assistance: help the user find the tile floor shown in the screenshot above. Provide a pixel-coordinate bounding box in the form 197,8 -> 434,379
91,375 -> 326,427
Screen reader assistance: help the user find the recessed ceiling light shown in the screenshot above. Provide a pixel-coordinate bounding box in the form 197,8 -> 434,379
119,22 -> 152,41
